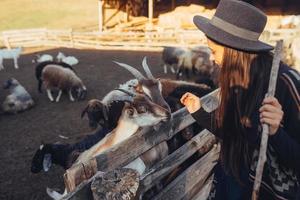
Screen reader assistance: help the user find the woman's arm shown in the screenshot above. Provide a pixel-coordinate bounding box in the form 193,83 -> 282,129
265,68 -> 300,171
181,92 -> 217,134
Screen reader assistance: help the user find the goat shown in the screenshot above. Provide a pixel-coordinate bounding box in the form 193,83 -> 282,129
32,54 -> 53,63
35,61 -> 76,93
106,58 -> 214,150
162,46 -> 186,74
46,92 -> 171,199
31,99 -> 134,174
2,78 -> 34,114
176,46 -> 214,79
56,52 -> 79,66
93,57 -> 213,132
0,47 -> 22,70
41,64 -> 86,102
75,92 -> 170,165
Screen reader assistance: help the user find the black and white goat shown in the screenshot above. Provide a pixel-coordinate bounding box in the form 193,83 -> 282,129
162,46 -> 186,74
175,46 -> 215,79
2,78 -> 34,114
39,64 -> 86,102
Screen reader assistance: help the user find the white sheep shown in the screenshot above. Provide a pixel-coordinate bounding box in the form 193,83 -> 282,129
41,64 -> 87,102
2,78 -> 34,114
56,52 -> 79,66
0,47 -> 22,70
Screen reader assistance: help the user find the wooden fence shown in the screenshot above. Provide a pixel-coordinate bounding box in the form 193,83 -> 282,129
61,89 -> 220,200
0,28 -> 207,51
1,27 -> 299,51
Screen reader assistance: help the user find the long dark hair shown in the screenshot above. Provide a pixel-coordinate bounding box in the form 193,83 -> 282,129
216,46 -> 273,183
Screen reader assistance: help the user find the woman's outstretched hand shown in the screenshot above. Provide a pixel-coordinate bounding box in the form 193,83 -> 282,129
180,92 -> 201,114
259,96 -> 284,135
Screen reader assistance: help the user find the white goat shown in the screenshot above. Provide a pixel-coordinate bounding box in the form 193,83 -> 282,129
32,54 -> 54,63
56,52 -> 79,66
2,78 -> 34,114
41,64 -> 87,102
0,47 -> 22,70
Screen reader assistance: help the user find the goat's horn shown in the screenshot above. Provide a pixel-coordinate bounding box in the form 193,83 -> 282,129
81,106 -> 89,118
142,56 -> 155,79
113,61 -> 145,80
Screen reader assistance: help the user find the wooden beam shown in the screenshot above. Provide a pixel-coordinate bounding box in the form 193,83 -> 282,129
139,130 -> 216,195
148,0 -> 153,24
171,0 -> 175,10
63,107 -> 194,200
98,0 -> 105,32
152,144 -> 220,200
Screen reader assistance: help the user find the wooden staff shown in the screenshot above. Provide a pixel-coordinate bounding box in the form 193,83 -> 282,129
252,40 -> 283,200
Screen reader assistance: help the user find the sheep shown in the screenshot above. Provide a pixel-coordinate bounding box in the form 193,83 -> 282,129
35,61 -> 76,93
0,47 -> 22,70
56,52 -> 79,66
40,64 -> 86,102
32,54 -> 53,63
2,78 -> 34,114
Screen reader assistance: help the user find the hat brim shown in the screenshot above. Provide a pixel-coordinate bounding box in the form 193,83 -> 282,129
193,15 -> 274,52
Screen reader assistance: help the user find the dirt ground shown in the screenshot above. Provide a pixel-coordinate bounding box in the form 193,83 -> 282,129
0,48 -> 173,200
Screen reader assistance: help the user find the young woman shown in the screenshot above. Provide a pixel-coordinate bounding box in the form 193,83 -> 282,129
181,0 -> 300,199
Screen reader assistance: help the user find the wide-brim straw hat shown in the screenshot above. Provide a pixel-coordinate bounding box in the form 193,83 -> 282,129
193,0 -> 273,52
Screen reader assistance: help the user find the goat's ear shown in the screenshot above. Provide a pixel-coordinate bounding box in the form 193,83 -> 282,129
43,154 -> 52,172
81,105 -> 89,118
102,105 -> 109,121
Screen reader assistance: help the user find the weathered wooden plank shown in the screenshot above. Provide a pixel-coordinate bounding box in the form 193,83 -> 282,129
139,129 -> 216,194
91,168 -> 139,200
152,144 -> 220,200
190,175 -> 214,200
64,108 -> 193,200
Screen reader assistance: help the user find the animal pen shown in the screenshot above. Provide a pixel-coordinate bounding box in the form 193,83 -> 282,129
61,91 -> 220,200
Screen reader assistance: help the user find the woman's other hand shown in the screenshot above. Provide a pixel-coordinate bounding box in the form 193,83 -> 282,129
259,96 -> 284,135
180,92 -> 201,114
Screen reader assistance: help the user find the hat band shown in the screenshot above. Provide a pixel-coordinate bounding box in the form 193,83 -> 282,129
211,16 -> 260,41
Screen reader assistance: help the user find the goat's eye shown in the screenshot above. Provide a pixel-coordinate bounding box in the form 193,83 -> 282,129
126,108 -> 134,116
138,106 -> 147,113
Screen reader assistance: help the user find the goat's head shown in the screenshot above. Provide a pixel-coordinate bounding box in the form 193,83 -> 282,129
73,84 -> 87,100
3,78 -> 19,89
31,144 -> 52,173
120,90 -> 171,127
113,57 -> 171,114
81,99 -> 108,129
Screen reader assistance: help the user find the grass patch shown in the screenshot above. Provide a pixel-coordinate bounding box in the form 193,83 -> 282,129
0,0 -> 99,31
